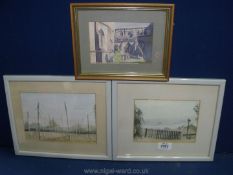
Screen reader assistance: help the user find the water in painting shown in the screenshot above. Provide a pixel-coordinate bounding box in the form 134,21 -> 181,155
134,100 -> 200,143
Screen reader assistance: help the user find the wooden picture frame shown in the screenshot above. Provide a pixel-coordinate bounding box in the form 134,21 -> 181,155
112,78 -> 225,161
4,75 -> 112,160
70,3 -> 175,81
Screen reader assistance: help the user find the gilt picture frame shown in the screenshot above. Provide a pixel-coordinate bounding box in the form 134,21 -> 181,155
70,3 -> 175,80
4,75 -> 112,160
112,78 -> 225,161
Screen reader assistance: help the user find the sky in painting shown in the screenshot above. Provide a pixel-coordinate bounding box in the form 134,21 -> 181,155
135,100 -> 199,129
21,93 -> 96,128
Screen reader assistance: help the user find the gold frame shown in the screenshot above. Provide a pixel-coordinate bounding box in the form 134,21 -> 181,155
70,3 -> 175,81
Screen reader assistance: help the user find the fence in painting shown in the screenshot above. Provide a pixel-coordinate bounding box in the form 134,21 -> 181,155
144,128 -> 182,140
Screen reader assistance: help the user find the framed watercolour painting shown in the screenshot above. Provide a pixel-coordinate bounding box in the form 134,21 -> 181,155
4,76 -> 112,160
70,3 -> 175,80
112,79 -> 225,161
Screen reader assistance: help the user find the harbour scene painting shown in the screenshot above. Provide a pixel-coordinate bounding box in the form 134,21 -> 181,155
21,93 -> 96,143
134,100 -> 200,143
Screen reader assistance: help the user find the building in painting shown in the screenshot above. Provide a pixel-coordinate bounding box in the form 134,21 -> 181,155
89,22 -> 115,63
114,23 -> 153,62
89,22 -> 153,63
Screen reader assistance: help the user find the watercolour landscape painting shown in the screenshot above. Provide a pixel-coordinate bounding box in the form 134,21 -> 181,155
134,100 -> 200,143
89,22 -> 153,64
21,93 -> 96,143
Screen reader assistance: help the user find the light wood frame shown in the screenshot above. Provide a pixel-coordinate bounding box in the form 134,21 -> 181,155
112,78 -> 225,161
4,75 -> 112,160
